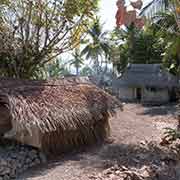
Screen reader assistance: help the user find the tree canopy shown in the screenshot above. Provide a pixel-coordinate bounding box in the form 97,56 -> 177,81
111,24 -> 164,72
69,48 -> 84,76
81,17 -> 111,75
0,0 -> 99,79
152,9 -> 180,76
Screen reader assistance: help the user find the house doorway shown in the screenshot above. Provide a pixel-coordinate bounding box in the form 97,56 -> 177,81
136,88 -> 142,101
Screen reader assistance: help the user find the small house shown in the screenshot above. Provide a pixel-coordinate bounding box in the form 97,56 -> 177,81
0,78 -> 122,154
112,64 -> 178,104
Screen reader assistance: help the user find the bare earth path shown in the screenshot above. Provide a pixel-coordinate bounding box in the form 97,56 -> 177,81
18,103 -> 178,180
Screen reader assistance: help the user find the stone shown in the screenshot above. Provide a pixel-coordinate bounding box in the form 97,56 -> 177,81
132,158 -> 140,163
115,170 -> 121,175
0,142 -> 46,180
39,152 -> 47,163
175,162 -> 180,180
34,159 -> 41,165
139,140 -> 147,146
140,165 -> 150,178
109,174 -> 116,179
17,162 -> 22,169
0,167 -> 5,174
10,153 -> 17,159
19,151 -> 26,157
29,150 -> 37,160
0,159 -> 8,167
0,167 -> 10,175
136,153 -> 149,160
120,166 -> 128,171
23,165 -> 29,171
10,168 -> 16,179
88,175 -> 98,179
3,174 -> 10,180
110,164 -> 119,171
103,168 -> 112,175
18,167 -> 24,174
141,169 -> 150,178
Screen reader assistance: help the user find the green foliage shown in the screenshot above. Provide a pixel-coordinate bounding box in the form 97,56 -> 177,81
132,29 -> 164,64
69,49 -> 84,75
81,17 -> 111,75
64,0 -> 99,20
34,59 -> 71,79
0,0 -> 99,79
46,59 -> 70,78
111,25 -> 164,72
152,11 -> 180,76
80,66 -> 93,76
163,37 -> 180,75
164,127 -> 180,141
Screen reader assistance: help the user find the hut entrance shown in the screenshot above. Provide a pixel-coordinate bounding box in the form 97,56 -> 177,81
136,88 -> 142,101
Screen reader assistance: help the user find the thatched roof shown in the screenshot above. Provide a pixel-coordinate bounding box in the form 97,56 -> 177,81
0,77 -> 122,138
112,64 -> 178,88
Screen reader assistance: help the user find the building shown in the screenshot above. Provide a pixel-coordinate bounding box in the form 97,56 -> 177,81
139,0 -> 168,20
0,78 -> 122,154
112,64 -> 178,104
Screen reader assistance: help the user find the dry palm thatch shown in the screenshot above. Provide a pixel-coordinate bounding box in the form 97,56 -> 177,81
0,77 -> 122,154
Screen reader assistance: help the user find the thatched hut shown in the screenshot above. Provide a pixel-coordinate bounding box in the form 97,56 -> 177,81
0,77 -> 122,154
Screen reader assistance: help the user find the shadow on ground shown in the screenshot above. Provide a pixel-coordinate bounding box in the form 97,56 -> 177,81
18,142 -> 179,180
17,103 -> 179,180
139,103 -> 178,117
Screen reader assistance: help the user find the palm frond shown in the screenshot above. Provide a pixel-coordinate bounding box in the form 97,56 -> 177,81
81,45 -> 91,56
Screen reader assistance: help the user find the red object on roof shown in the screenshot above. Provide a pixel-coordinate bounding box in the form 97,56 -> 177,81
115,0 -> 144,28
125,10 -> 137,26
130,0 -> 143,10
134,17 -> 145,28
116,6 -> 126,27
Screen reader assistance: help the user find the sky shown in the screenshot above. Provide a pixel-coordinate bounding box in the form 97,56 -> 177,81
99,0 -> 151,31
64,0 -> 152,73
98,0 -> 117,31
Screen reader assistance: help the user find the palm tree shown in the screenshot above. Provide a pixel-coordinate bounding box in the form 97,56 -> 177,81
80,66 -> 93,76
46,59 -> 71,78
69,49 -> 84,76
81,17 -> 111,75
153,9 -> 180,75
110,24 -> 164,73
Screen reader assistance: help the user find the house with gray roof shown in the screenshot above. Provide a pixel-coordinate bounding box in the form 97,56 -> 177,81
112,64 -> 178,104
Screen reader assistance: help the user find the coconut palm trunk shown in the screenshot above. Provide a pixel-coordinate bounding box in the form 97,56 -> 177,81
76,66 -> 80,76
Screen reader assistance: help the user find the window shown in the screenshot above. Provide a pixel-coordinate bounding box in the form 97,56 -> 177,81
146,87 -> 158,92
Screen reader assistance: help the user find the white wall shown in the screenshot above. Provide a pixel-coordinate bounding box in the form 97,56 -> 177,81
115,86 -> 170,103
118,87 -> 135,100
142,88 -> 169,103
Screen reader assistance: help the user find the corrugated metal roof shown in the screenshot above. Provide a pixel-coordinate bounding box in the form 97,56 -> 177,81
112,64 -> 178,88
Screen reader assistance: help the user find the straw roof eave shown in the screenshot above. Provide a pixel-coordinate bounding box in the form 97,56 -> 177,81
0,78 -> 122,136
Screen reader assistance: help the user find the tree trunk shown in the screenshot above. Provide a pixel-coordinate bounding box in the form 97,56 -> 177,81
76,66 -> 79,76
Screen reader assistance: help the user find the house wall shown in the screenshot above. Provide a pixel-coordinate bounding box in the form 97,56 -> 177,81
117,87 -> 135,101
4,122 -> 42,149
114,86 -> 170,104
142,88 -> 169,103
113,85 -> 170,103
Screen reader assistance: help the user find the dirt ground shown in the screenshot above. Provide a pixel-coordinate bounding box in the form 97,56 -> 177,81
18,103 -> 179,180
